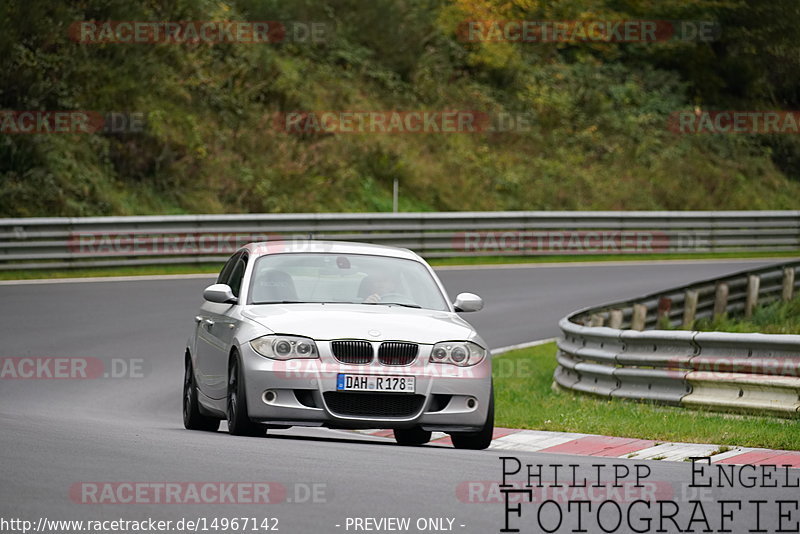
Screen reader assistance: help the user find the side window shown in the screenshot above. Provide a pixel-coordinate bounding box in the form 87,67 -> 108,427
227,253 -> 249,298
217,252 -> 241,285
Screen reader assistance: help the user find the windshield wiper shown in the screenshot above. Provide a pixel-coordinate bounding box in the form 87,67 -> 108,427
254,300 -> 421,308
363,302 -> 422,309
254,301 -> 365,305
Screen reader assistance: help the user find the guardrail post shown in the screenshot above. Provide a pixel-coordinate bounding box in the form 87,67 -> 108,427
608,309 -> 623,329
657,297 -> 672,327
631,304 -> 647,331
783,267 -> 796,301
682,290 -> 698,329
745,275 -> 760,318
713,283 -> 729,319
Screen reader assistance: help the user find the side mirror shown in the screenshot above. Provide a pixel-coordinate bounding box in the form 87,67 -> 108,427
203,283 -> 238,304
453,292 -> 483,312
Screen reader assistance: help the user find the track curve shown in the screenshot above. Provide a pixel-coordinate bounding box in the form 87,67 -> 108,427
0,259 -> 788,532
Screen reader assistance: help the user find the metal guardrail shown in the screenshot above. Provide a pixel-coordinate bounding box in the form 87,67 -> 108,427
0,210 -> 799,269
2,211 -> 798,414
555,260 -> 800,416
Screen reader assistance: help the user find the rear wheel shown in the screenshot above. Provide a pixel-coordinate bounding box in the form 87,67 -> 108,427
227,354 -> 266,437
393,426 -> 432,446
183,359 -> 220,432
450,389 -> 494,450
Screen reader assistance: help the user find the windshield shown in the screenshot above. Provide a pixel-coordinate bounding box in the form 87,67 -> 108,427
248,253 -> 448,311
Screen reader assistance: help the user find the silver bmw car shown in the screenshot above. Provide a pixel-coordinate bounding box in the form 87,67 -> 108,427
183,240 -> 493,449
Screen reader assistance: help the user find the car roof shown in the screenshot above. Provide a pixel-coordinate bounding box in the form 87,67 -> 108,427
243,240 -> 423,262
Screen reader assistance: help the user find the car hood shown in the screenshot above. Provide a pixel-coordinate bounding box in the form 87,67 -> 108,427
241,303 -> 481,346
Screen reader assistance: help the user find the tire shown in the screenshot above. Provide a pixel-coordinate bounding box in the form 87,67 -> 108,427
450,389 -> 494,450
227,353 -> 266,437
393,426 -> 432,446
183,359 -> 220,432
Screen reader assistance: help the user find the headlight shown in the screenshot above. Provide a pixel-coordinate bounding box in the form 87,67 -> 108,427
429,341 -> 486,367
250,335 -> 319,360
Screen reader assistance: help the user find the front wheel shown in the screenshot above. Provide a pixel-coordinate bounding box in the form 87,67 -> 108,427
450,390 -> 494,450
393,426 -> 432,446
227,354 -> 266,437
183,359 -> 220,432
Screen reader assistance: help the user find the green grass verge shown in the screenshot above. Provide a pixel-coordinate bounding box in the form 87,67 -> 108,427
1,250 -> 796,281
693,296 -> 800,334
494,342 -> 799,451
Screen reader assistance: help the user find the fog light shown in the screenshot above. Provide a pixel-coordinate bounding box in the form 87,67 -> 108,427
466,397 -> 477,409
263,390 -> 277,403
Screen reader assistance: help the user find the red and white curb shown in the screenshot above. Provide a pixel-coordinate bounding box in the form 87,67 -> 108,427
351,428 -> 800,467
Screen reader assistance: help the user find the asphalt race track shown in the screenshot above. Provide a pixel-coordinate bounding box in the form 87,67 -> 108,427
0,259 -> 793,534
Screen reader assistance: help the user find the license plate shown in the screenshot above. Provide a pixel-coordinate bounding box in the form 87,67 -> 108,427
336,374 -> 415,393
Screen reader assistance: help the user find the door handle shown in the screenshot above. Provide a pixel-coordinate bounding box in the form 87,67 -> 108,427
203,318 -> 215,326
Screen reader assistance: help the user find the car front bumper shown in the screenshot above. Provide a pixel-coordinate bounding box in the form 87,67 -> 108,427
240,340 -> 492,431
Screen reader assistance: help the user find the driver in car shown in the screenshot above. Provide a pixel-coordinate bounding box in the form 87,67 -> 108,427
362,273 -> 403,304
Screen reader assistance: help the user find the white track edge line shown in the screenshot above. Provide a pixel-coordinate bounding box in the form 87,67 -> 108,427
492,337 -> 558,356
